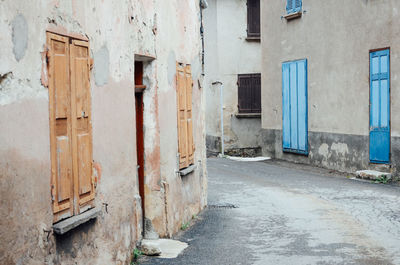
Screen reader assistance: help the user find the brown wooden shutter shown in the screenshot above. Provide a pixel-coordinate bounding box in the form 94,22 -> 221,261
70,40 -> 95,213
247,0 -> 260,38
238,74 -> 252,113
47,33 -> 74,222
185,65 -> 194,165
48,33 -> 94,222
177,64 -> 188,169
238,74 -> 261,113
252,73 -> 261,113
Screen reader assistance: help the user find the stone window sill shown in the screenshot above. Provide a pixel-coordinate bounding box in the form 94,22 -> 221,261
179,164 -> 196,176
53,207 -> 101,235
284,11 -> 302,20
235,113 -> 261,119
245,36 -> 260,42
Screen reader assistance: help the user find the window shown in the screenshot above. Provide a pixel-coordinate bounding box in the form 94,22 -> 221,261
238,74 -> 261,113
176,63 -> 194,169
282,59 -> 308,154
47,32 -> 95,223
247,0 -> 260,38
286,0 -> 302,14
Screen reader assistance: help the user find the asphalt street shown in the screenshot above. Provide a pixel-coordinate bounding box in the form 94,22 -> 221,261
140,158 -> 400,265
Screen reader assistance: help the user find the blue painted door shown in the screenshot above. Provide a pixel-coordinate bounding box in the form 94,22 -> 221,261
282,59 -> 308,154
370,49 -> 390,163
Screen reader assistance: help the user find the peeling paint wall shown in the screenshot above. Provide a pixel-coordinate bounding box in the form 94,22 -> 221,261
261,0 -> 400,173
0,0 -> 206,264
204,0 -> 262,156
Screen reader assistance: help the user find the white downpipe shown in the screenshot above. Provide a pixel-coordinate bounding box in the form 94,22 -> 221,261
220,83 -> 224,156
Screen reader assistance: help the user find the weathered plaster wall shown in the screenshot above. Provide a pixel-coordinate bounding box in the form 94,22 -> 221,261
0,0 -> 206,264
261,0 -> 400,172
155,0 -> 207,237
204,0 -> 262,155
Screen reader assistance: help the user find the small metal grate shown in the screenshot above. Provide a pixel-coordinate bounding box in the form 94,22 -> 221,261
207,203 -> 238,209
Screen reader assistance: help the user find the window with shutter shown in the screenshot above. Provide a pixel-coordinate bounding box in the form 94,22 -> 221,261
247,0 -> 260,39
47,32 -> 95,223
238,74 -> 261,114
176,63 -> 195,170
286,0 -> 302,14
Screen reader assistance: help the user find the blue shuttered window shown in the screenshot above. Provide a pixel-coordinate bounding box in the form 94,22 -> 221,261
286,0 -> 302,14
282,59 -> 308,154
369,49 -> 390,163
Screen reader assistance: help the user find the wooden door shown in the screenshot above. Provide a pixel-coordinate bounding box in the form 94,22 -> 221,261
135,92 -> 145,221
282,59 -> 308,154
370,49 -> 390,163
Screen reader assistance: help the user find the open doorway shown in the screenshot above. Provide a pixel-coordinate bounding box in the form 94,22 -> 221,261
135,61 -> 146,234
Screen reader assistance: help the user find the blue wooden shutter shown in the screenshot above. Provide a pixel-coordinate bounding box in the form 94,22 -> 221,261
282,59 -> 308,154
282,63 -> 291,149
286,0 -> 294,13
287,0 -> 302,13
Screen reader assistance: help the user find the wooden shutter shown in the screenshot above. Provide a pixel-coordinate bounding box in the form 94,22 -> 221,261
176,63 -> 195,169
252,74 -> 261,113
282,59 -> 308,154
294,0 -> 302,12
177,64 -> 188,169
247,0 -> 260,38
238,74 -> 261,113
47,33 -> 74,222
185,65 -> 194,165
70,40 -> 95,213
238,74 -> 252,113
287,0 -> 302,13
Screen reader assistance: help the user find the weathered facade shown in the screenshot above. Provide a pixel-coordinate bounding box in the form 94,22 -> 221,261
0,1 -> 207,264
204,0 -> 262,156
261,0 -> 400,174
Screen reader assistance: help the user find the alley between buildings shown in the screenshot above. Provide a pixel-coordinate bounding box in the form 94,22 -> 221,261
141,158 -> 400,265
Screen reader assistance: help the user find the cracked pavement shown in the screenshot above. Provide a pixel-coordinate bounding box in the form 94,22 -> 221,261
140,158 -> 400,265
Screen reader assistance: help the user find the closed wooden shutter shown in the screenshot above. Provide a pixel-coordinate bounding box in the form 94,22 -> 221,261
282,59 -> 308,154
238,74 -> 261,113
48,33 -> 94,222
185,65 -> 194,165
177,64 -> 188,169
287,0 -> 302,14
176,63 -> 194,169
70,40 -> 95,213
247,0 -> 260,38
47,33 -> 74,221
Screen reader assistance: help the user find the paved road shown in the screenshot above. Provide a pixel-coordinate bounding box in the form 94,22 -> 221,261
141,158 -> 400,265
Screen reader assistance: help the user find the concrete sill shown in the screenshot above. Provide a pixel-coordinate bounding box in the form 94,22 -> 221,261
235,113 -> 261,119
284,11 -> 302,20
53,207 -> 101,235
179,164 -> 196,176
245,36 -> 260,42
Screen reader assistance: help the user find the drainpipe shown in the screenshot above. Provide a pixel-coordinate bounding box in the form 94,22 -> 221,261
200,0 -> 208,74
212,81 -> 224,156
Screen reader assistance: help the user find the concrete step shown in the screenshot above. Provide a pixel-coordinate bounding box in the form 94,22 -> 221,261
355,170 -> 391,181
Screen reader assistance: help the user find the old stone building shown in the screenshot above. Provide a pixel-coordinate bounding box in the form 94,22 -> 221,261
261,0 -> 400,174
0,1 -> 207,264
204,0 -> 262,157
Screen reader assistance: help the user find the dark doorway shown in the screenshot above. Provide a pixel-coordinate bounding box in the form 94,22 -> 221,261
135,61 -> 146,234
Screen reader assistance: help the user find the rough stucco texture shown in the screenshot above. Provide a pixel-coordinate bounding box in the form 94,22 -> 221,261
11,14 -> 28,62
